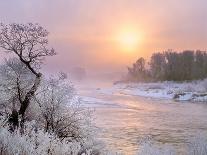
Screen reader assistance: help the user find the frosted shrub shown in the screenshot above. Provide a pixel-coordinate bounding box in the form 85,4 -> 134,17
33,76 -> 98,144
0,122 -> 104,155
0,23 -> 108,155
0,127 -> 36,155
0,72 -> 107,155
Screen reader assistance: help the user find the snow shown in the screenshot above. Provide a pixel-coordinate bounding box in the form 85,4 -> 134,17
97,80 -> 207,102
0,120 -> 110,155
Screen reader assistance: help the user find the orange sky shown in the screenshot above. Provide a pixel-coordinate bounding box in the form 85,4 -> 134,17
0,0 -> 206,74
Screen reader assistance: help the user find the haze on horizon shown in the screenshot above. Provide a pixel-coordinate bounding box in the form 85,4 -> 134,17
0,0 -> 206,75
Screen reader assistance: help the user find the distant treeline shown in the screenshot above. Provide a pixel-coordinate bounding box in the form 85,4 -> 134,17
128,50 -> 207,82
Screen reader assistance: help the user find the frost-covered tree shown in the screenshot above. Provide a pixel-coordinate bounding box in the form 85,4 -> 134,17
0,71 -> 104,154
34,74 -> 93,141
0,58 -> 35,129
0,23 -> 56,128
0,23 -> 105,155
0,120 -> 106,155
32,74 -> 102,154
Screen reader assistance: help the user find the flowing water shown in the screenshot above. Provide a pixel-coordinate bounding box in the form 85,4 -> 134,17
76,80 -> 207,155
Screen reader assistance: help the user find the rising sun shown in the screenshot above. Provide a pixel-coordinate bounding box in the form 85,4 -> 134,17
116,28 -> 140,52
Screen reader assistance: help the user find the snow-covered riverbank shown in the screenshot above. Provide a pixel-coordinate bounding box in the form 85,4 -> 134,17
97,79 -> 207,102
76,79 -> 207,155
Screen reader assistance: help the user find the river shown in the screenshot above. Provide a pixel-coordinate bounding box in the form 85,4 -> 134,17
75,80 -> 207,155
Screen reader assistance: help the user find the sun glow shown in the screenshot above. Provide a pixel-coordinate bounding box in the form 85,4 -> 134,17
116,27 -> 140,52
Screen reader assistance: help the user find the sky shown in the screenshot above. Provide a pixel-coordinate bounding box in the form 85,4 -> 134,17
0,0 -> 207,75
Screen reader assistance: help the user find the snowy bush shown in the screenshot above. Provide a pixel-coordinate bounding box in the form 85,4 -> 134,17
0,120 -> 106,155
0,68 -> 106,154
0,23 -> 109,155
0,125 -> 80,155
33,75 -> 97,143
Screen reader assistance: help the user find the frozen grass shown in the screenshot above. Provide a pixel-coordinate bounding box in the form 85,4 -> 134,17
0,121 -> 107,155
0,126 -> 82,155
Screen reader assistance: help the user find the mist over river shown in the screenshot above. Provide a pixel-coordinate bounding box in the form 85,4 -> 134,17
75,80 -> 207,155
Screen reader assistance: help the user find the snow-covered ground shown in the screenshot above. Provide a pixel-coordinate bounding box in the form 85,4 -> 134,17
97,79 -> 207,102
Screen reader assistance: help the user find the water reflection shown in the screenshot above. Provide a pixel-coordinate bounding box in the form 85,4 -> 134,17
76,81 -> 207,155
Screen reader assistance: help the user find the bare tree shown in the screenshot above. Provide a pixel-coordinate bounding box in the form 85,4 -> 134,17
0,23 -> 56,129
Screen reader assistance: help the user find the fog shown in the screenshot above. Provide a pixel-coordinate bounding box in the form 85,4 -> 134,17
0,0 -> 207,77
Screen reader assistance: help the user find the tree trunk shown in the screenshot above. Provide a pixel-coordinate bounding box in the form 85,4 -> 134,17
19,73 -> 42,128
8,109 -> 19,132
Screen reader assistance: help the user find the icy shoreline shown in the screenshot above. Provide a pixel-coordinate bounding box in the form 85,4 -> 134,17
98,80 -> 207,102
